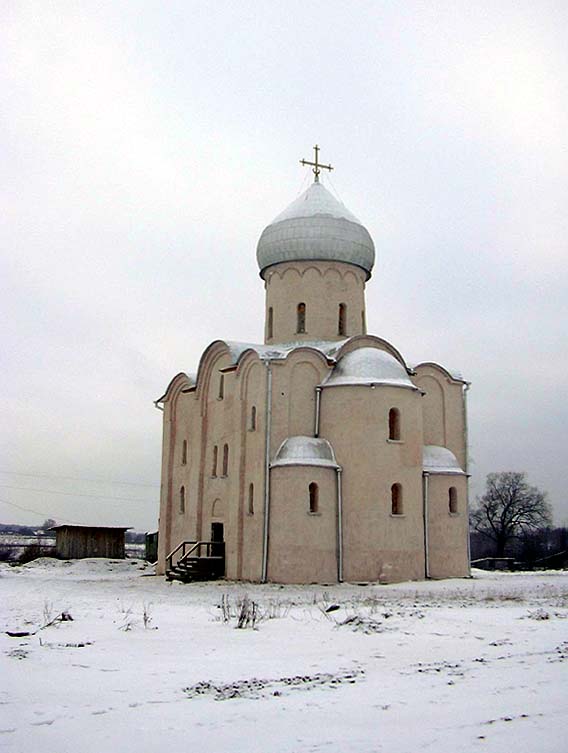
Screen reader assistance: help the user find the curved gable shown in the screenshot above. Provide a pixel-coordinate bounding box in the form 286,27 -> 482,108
334,334 -> 411,372
413,361 -> 467,384
155,372 -> 195,405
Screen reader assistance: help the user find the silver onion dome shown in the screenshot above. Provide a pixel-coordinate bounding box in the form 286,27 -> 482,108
256,182 -> 375,279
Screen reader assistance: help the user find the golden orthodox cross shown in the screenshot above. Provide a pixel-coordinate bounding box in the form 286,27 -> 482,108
300,144 -> 333,183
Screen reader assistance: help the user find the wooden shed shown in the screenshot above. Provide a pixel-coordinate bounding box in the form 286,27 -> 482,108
51,525 -> 130,559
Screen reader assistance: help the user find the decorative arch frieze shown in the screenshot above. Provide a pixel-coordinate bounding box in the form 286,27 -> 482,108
343,269 -> 360,285
265,260 -> 366,282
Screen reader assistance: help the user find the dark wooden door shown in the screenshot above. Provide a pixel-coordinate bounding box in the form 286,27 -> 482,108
211,523 -> 224,557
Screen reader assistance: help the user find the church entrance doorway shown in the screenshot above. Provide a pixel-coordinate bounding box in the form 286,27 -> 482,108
211,522 -> 224,558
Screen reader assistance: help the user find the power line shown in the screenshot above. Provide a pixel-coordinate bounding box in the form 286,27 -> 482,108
0,469 -> 159,488
0,485 -> 156,504
0,497 -> 83,525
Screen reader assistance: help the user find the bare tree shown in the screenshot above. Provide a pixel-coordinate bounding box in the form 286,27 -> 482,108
470,472 -> 552,557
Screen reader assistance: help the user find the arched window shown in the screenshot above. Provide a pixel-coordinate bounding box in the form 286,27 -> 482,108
388,408 -> 401,441
449,487 -> 458,514
179,486 -> 185,514
250,405 -> 257,431
222,444 -> 229,476
181,439 -> 187,465
212,445 -> 218,477
309,482 -> 319,513
338,303 -> 347,336
267,307 -> 273,340
248,483 -> 254,515
297,303 -> 306,334
391,483 -> 403,515
218,374 -> 224,400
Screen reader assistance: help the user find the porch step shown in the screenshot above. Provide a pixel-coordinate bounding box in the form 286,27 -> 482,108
166,555 -> 225,583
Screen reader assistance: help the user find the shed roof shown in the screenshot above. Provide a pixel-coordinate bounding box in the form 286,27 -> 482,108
50,525 -> 131,531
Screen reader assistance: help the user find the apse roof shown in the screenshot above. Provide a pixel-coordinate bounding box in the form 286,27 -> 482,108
322,347 -> 416,389
422,445 -> 466,475
271,436 -> 340,469
256,182 -> 375,279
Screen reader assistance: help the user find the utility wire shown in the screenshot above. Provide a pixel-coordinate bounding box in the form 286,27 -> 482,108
0,485 -> 155,504
0,497 -> 83,525
0,469 -> 159,488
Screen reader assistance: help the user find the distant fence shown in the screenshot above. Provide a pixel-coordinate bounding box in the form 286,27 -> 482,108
471,557 -> 516,571
471,553 -> 568,571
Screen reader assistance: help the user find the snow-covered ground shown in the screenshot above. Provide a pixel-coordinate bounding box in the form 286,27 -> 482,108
1,560 -> 567,753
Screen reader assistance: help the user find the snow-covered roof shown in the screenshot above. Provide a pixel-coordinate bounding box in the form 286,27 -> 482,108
157,337 -> 416,403
322,347 -> 416,390
226,339 -> 348,364
256,182 -> 375,279
271,181 -> 362,224
410,362 -> 467,383
422,445 -> 465,475
271,436 -> 340,469
50,524 -> 131,531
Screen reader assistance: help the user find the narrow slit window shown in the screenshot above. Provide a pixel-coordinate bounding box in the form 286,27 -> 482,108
391,483 -> 403,515
309,482 -> 319,513
267,307 -> 273,340
218,374 -> 224,400
297,303 -> 306,334
181,439 -> 187,465
388,408 -> 401,441
338,303 -> 347,336
250,405 -> 257,431
222,444 -> 229,476
362,310 -> 366,334
449,487 -> 458,514
248,483 -> 254,515
212,445 -> 218,477
179,486 -> 185,514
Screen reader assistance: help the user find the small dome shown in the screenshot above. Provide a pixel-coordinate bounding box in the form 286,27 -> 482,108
423,445 -> 465,475
271,436 -> 339,468
323,347 -> 415,389
257,182 -> 375,279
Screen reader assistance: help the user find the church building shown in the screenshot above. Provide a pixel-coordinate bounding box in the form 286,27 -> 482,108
156,148 -> 470,584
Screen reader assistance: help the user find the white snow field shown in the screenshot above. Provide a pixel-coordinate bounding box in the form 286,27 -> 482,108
1,560 -> 567,753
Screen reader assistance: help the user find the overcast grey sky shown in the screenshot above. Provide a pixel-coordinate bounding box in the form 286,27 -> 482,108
1,1 -> 567,530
